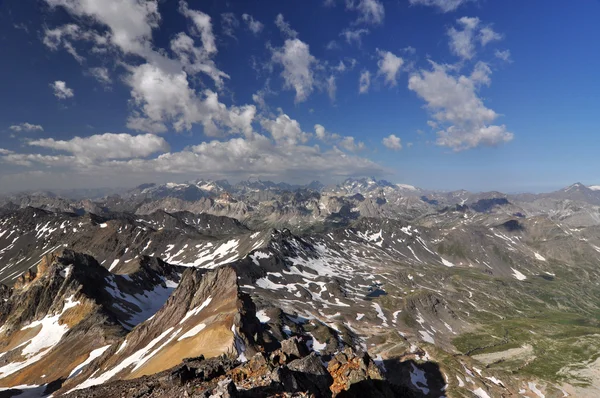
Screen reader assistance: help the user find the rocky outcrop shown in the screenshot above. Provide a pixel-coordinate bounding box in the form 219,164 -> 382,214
0,249 -> 181,392
0,250 -> 127,390
61,338 -> 408,398
59,265 -> 262,394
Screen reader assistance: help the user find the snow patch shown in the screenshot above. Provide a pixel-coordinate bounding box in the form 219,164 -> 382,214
256,309 -> 271,323
511,268 -> 527,281
534,252 -> 546,262
177,323 -> 206,341
68,345 -> 111,379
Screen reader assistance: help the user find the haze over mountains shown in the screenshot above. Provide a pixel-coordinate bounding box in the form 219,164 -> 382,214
2,178 -> 600,397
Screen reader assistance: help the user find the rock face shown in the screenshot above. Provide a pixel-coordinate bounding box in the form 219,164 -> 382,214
59,265 -> 262,394
0,250 -> 126,390
60,338 -> 406,398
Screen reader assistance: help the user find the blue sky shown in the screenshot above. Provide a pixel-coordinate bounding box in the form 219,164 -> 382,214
0,0 -> 599,194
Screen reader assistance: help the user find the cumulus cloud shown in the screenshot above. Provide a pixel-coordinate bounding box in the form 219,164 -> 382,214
0,149 -> 14,155
275,14 -> 298,38
479,26 -> 502,46
3,131 -> 382,187
169,32 -> 229,87
242,14 -> 264,35
382,134 -> 402,150
9,123 -> 44,132
51,80 -> 74,99
346,0 -> 385,25
409,0 -> 474,12
43,0 -> 257,138
359,70 -> 371,94
126,63 -> 255,135
43,0 -> 160,56
260,114 -> 310,146
376,49 -> 404,86
339,136 -> 365,152
179,1 -> 216,55
25,0 -> 387,189
28,133 -> 170,160
271,38 -> 316,103
447,16 -> 480,60
408,61 -> 513,151
1,153 -> 77,168
448,17 -> 503,60
315,124 -> 341,142
314,124 -> 364,152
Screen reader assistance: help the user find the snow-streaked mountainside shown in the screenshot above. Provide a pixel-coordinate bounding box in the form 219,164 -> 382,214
2,179 -> 600,396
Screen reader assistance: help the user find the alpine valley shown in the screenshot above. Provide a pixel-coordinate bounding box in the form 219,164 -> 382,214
2,178 -> 600,398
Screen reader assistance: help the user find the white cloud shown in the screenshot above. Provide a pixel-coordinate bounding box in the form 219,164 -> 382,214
314,124 -> 363,152
271,38 -> 316,103
448,16 -> 480,60
9,123 -> 44,132
448,17 -> 503,60
470,61 -> 491,86
341,28 -> 369,46
495,49 -> 512,62
275,14 -> 298,38
359,70 -> 371,94
51,80 -> 74,99
382,134 -> 402,150
221,13 -> 239,39
409,0 -> 474,12
136,135 -> 380,181
377,49 -> 404,86
346,0 -> 385,25
4,131 -> 382,186
0,149 -> 14,155
125,63 -> 254,135
44,0 -> 160,56
88,67 -> 112,85
408,61 -> 513,151
179,1 -> 216,55
169,32 -> 229,87
242,14 -> 264,35
260,114 -> 310,146
314,124 -> 341,142
42,23 -> 109,62
339,136 -> 365,152
1,153 -> 77,167
29,133 -> 169,160
44,0 -> 251,138
479,26 -> 502,46
26,0 -> 387,189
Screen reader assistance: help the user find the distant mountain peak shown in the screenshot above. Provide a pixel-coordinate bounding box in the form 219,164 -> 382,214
564,182 -> 588,192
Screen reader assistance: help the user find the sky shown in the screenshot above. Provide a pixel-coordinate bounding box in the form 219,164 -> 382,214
0,0 -> 599,194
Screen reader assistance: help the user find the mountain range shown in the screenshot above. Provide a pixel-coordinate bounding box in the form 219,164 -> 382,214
1,178 -> 600,397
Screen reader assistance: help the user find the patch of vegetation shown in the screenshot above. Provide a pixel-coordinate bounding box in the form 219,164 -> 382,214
437,241 -> 467,258
452,311 -> 600,383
